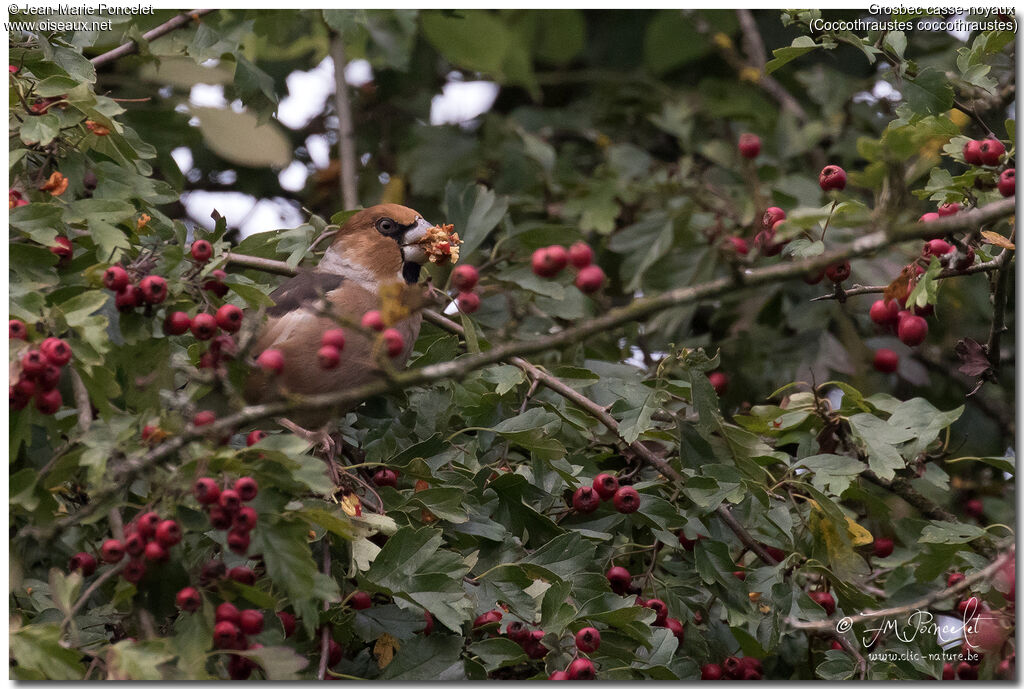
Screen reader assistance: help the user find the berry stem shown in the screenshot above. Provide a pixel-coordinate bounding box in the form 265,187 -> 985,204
819,199 -> 839,242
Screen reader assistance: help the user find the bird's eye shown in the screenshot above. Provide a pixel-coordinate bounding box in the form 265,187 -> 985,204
377,218 -> 396,234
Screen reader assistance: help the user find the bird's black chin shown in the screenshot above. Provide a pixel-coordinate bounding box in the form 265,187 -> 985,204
402,262 -> 421,284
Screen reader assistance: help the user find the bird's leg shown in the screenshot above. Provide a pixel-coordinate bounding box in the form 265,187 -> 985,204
276,418 -> 336,458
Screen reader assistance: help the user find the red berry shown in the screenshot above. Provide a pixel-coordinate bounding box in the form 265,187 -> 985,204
549,671 -> 569,680
523,629 -> 548,659
592,473 -> 619,500
810,591 -> 836,615
135,511 -> 160,538
572,485 -> 600,513
897,314 -> 928,347
998,168 -> 1015,197
34,364 -> 61,391
208,505 -> 232,530
139,275 -> 168,304
361,310 -> 385,332
204,269 -> 229,297
21,350 -> 46,376
644,598 -> 668,624
176,586 -> 201,612
979,138 -> 1006,166
69,552 -> 97,576
103,265 -> 129,291
701,664 -> 724,680
873,537 -> 894,558
277,611 -> 297,638
328,639 -> 343,666
957,662 -> 978,680
215,304 -> 243,333
213,620 -> 241,649
937,202 -> 961,216
568,242 -> 594,268
256,348 -> 284,374
919,212 -> 940,223
155,519 -> 182,547
763,206 -> 786,228
373,468 -> 398,488
566,658 -> 596,680
575,264 -> 605,294
869,299 -> 900,327
40,337 -> 71,366
122,559 -> 146,583
456,291 -> 480,314
233,506 -> 258,532
190,239 -> 213,263
733,570 -> 747,580
665,617 -> 685,642
9,319 -> 27,340
677,532 -> 704,551
193,410 -> 216,427
246,430 -> 266,446
473,609 -> 502,628
942,663 -> 956,680
504,621 -> 527,643
228,566 -> 256,586
606,566 -> 632,594
219,488 -> 242,511
321,328 -> 346,351
613,485 -> 641,514
825,261 -> 851,283
351,591 -> 372,610
873,349 -> 899,374
727,236 -> 750,255
34,388 -> 62,414
963,139 -> 984,165
13,377 -> 35,398
317,345 -> 341,369
124,532 -> 145,557
50,236 -> 73,264
422,610 -> 434,636
101,539 -> 125,563
163,311 -> 191,335
819,165 -> 847,191
708,371 -> 728,395
193,478 -> 221,505
114,284 -> 140,311
575,626 -> 601,653
240,609 -> 264,635
830,639 -> 844,651
451,264 -> 480,291
965,498 -> 984,519
233,475 -> 258,501
738,133 -> 761,159
531,246 -> 566,278
382,328 -> 404,358
227,528 -> 250,555
947,572 -> 966,588
143,541 -> 168,562
923,239 -> 953,257
190,313 -> 218,340
227,654 -> 253,680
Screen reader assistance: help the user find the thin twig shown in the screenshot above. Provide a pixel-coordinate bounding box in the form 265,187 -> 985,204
985,241 -> 1014,375
809,255 -> 1007,301
329,32 -> 358,209
90,10 -> 214,67
68,367 -> 92,433
60,561 -> 126,634
317,543 -> 331,681
786,548 -> 1013,631
24,199 -> 1015,541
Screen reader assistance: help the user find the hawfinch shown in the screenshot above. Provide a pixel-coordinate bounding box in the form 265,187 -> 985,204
245,204 -> 435,426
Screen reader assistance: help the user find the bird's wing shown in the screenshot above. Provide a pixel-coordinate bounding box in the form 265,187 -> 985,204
266,271 -> 346,318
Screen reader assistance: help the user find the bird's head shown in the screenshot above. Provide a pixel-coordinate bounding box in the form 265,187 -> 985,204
318,203 -> 434,285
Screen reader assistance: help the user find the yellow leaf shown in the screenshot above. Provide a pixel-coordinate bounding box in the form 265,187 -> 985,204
845,517 -> 874,546
340,492 -> 362,517
758,602 -> 772,614
981,231 -> 1015,250
374,633 -> 400,669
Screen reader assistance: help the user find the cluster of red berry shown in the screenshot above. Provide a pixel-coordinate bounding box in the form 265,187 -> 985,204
10,332 -> 72,414
193,476 -> 259,555
605,566 -> 686,638
68,512 -> 183,584
701,656 -> 763,681
547,628 -> 601,679
451,264 -> 481,314
532,241 -> 605,293
572,472 -> 641,514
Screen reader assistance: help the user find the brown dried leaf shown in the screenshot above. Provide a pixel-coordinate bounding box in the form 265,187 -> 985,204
955,338 -> 993,377
980,231 -> 1015,250
374,633 -> 400,669
883,266 -> 916,304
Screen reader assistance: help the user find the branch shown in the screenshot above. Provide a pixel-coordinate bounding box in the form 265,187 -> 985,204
317,542 -> 331,681
985,239 -> 1014,375
809,255 -> 1008,301
223,251 -> 301,276
329,32 -> 358,209
23,199 -> 1014,541
786,547 -> 1014,631
60,561 -> 126,635
90,10 -> 214,68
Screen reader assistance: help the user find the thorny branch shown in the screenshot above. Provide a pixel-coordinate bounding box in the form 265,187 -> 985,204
21,198 -> 1014,541
90,10 -> 215,67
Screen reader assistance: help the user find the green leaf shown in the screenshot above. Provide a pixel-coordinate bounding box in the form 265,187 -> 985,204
20,114 -> 61,146
918,521 -> 988,544
366,526 -> 443,591
10,623 -> 85,680
468,637 -> 528,672
443,181 -> 508,260
794,454 -> 865,496
379,635 -> 466,680
106,640 -> 174,680
421,10 -> 509,75
521,532 -> 596,580
901,68 -> 953,116
766,36 -> 819,74
848,413 -> 915,480
238,645 -> 309,680
254,518 -> 336,614
817,649 -> 857,679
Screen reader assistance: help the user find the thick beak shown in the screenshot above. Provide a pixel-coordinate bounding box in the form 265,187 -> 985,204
400,217 -> 433,265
